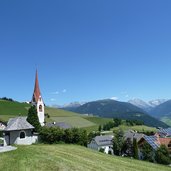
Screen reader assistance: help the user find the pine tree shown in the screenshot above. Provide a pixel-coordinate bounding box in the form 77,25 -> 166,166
155,145 -> 171,165
27,105 -> 41,132
113,129 -> 124,155
98,125 -> 102,132
142,142 -> 153,162
133,138 -> 138,159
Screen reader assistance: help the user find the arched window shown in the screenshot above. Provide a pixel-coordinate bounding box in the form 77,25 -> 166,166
39,105 -> 43,112
20,131 -> 25,139
168,141 -> 171,148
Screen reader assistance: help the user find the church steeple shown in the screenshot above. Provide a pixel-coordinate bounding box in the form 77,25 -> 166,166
32,70 -> 41,103
31,70 -> 45,126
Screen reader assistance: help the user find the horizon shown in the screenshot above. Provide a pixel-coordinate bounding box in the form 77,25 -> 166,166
1,1 -> 171,105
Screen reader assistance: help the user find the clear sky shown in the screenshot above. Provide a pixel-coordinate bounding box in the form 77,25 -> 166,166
0,0 -> 171,105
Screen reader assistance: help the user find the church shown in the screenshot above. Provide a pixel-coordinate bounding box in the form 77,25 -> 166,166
3,70 -> 44,145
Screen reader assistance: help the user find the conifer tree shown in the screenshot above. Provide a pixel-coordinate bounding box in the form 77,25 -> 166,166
27,105 -> 41,132
133,138 -> 138,159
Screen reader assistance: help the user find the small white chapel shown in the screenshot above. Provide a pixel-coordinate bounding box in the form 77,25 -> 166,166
3,70 -> 44,145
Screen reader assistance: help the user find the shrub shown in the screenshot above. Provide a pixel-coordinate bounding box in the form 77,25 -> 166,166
40,127 -> 88,146
99,148 -> 105,153
155,145 -> 171,165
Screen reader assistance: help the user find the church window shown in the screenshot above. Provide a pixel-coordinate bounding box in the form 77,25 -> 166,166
39,105 -> 43,112
20,131 -> 25,139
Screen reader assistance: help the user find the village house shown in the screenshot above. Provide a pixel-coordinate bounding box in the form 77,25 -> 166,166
138,128 -> 171,160
124,130 -> 144,142
88,135 -> 114,154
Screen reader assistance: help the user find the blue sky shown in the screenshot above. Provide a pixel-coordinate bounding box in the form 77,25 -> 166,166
0,0 -> 171,105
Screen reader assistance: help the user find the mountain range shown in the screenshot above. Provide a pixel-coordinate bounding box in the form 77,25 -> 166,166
61,99 -> 168,128
128,99 -> 168,112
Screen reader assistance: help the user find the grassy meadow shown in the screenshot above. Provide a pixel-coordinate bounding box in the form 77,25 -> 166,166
0,144 -> 170,171
161,117 -> 171,126
112,125 -> 157,133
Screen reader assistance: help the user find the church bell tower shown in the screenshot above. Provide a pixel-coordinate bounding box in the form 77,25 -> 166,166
31,70 -> 45,126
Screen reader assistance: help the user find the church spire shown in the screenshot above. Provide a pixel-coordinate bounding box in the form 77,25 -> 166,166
32,70 -> 41,103
31,69 -> 45,126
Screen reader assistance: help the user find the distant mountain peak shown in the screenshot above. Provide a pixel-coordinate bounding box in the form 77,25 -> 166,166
128,98 -> 168,112
148,99 -> 168,107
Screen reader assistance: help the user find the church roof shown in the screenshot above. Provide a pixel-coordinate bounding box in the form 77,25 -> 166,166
32,70 -> 41,103
4,117 -> 34,131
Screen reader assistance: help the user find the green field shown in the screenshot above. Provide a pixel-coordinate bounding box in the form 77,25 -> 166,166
112,125 -> 157,132
84,116 -> 112,124
45,107 -> 80,117
0,100 -> 30,117
81,116 -> 112,132
51,116 -> 96,128
0,144 -> 170,171
161,117 -> 171,126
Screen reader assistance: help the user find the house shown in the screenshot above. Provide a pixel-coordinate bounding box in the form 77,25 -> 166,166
158,128 -> 171,137
88,135 -> 113,154
3,117 -> 38,146
124,130 -> 144,142
138,132 -> 171,160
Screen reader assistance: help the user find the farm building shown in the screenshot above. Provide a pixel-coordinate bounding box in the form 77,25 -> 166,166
88,135 -> 113,154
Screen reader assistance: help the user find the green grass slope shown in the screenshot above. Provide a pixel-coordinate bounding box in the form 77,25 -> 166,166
0,145 -> 170,171
0,100 -> 30,116
0,100 -> 30,121
0,101 -> 96,128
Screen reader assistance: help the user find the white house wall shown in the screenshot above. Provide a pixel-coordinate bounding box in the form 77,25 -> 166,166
4,130 -> 38,145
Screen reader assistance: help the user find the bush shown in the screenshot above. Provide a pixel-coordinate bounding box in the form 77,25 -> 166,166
99,148 -> 105,153
155,145 -> 171,165
40,127 -> 88,146
141,142 -> 153,162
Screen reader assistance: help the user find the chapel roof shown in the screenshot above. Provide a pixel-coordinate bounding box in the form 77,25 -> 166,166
4,117 -> 34,131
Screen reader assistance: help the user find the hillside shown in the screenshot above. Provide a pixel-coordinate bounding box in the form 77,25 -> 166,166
150,100 -> 171,126
150,100 -> 171,119
0,144 -> 170,171
66,99 -> 168,128
0,100 -> 96,129
0,100 -> 30,122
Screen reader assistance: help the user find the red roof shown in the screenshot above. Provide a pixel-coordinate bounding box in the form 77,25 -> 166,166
158,138 -> 171,146
32,70 -> 41,103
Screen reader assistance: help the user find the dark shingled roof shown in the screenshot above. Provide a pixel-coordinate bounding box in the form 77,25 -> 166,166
4,117 -> 34,131
124,130 -> 144,142
158,128 -> 171,137
93,135 -> 113,146
46,122 -> 72,129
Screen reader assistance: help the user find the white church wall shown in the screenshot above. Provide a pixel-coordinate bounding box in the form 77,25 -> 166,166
8,130 -> 35,145
37,99 -> 45,126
